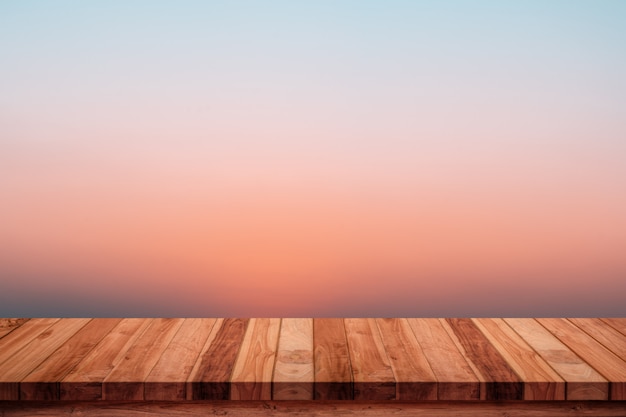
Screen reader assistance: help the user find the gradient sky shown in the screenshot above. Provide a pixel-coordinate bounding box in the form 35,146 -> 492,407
1,1 -> 625,316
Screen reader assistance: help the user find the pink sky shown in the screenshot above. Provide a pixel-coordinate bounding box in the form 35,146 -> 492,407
1,1 -> 625,316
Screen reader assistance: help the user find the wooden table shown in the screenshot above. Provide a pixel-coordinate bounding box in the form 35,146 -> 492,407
0,318 -> 625,416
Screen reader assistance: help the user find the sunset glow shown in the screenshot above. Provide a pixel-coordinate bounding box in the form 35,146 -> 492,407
1,1 -> 625,316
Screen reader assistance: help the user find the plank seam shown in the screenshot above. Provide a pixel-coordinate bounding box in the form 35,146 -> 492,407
270,318 -> 283,401
101,318 -> 154,400
501,318 -> 572,400
372,319 -> 401,399
0,319 -> 60,369
341,319 -> 355,400
471,319 -> 526,382
536,319 -> 619,383
228,318 -> 253,399
39,319 -> 124,395
600,319 -> 626,338
566,319 -> 626,362
438,318 -> 483,400
0,319 -> 29,341
405,319 -> 448,393
311,318 -> 316,392
141,318 -> 188,400
17,319 -> 93,401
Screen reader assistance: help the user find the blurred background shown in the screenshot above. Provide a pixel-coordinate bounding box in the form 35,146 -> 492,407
1,1 -> 625,316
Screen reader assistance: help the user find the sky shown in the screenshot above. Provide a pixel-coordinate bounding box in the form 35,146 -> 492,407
1,1 -> 625,317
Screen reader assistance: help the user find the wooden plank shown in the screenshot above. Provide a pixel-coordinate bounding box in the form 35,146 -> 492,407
273,318 -> 314,400
472,318 -> 565,400
0,318 -> 89,400
0,319 -> 59,369
1,317 -> 623,407
344,318 -> 395,400
569,318 -> 626,359
406,318 -> 479,400
537,318 -> 626,400
313,318 -> 353,400
102,318 -> 184,400
20,319 -> 122,400
230,318 -> 281,400
188,318 -> 249,400
2,401 -> 626,417
60,318 -> 151,400
0,318 -> 61,400
375,318 -> 437,400
442,318 -> 523,400
144,318 -> 217,401
601,318 -> 626,337
504,318 -> 608,400
0,319 -> 29,339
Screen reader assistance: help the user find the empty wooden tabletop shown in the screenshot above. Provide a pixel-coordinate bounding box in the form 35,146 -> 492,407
0,318 -> 625,402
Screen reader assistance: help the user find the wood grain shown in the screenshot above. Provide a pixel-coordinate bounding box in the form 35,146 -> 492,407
601,318 -> 626,337
0,319 -> 28,339
145,318 -> 217,401
60,318 -> 151,400
20,318 -> 122,400
273,318 -> 314,400
103,318 -> 184,400
2,401 -> 626,417
443,318 -> 523,400
230,318 -> 281,400
0,318 -> 89,400
504,318 -> 608,400
0,318 -> 623,405
375,318 -> 437,400
568,318 -> 626,359
313,318 -> 353,400
537,318 -> 626,400
406,318 -> 479,400
344,318 -> 395,400
472,318 -> 565,400
188,318 -> 249,400
0,319 -> 59,369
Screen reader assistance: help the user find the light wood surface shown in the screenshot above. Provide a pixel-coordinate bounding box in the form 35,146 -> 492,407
0,318 -> 624,403
145,318 -> 217,401
0,319 -> 29,340
0,319 -> 89,400
406,318 -> 479,400
230,318 -> 281,400
0,319 -> 60,371
273,318 -> 314,400
188,318 -> 249,400
103,318 -> 184,400
344,318 -> 395,400
472,318 -> 564,400
568,318 -> 626,359
442,318 -> 523,400
20,318 -> 121,400
375,318 -> 437,400
537,318 -> 626,400
313,318 -> 352,400
60,318 -> 151,400
602,318 -> 626,336
504,318 -> 609,400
